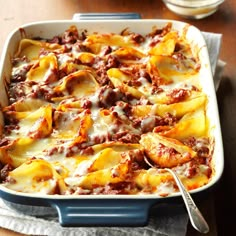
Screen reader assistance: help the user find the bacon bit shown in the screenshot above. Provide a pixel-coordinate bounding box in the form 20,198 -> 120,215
91,134 -> 110,145
187,164 -> 198,178
0,164 -> 13,182
11,64 -> 33,82
61,26 -> 80,44
184,137 -> 210,158
98,86 -> 122,108
81,99 -> 92,109
74,42 -> 91,53
11,55 -> 29,66
0,138 -> 12,147
100,45 -> 112,56
142,114 -> 177,132
47,36 -> 61,44
150,75 -> 168,88
106,54 -> 120,69
151,85 -> 164,94
148,23 -> 172,38
167,88 -> 190,104
47,146 -> 65,156
80,146 -> 94,155
113,132 -> 141,143
157,143 -> 178,157
131,33 -> 145,44
65,145 -> 79,157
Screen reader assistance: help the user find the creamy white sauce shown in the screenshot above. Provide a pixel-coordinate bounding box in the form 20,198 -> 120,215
74,160 -> 93,176
156,181 -> 176,195
64,176 -> 84,186
57,53 -> 73,65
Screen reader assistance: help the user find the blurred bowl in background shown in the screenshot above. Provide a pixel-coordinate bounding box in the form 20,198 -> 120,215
162,0 -> 224,19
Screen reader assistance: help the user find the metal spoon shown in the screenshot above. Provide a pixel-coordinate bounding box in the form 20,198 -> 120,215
144,156 -> 210,234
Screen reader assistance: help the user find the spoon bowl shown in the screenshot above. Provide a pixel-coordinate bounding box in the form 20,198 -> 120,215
144,156 -> 209,234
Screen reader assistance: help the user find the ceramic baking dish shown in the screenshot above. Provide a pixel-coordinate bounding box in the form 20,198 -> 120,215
0,19 -> 224,226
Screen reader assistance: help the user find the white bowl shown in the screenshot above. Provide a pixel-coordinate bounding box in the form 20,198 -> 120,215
162,0 -> 224,19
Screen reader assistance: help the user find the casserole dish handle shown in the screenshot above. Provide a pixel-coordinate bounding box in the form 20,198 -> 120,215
51,199 -> 156,226
73,12 -> 141,20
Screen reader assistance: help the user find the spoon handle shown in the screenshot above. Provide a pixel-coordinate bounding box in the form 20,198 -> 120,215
166,168 -> 209,234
